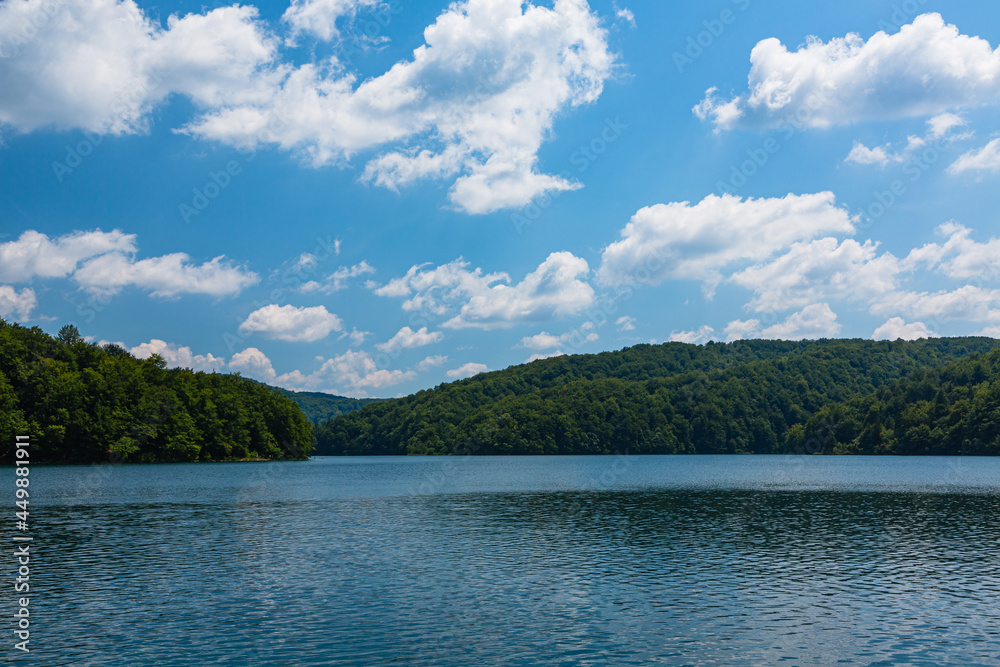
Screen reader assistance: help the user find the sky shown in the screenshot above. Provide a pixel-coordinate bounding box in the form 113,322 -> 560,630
1,0 -> 1000,397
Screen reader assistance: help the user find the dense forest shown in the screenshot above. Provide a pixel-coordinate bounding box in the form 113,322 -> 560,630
271,387 -> 381,424
315,338 -> 1000,456
0,319 -> 313,463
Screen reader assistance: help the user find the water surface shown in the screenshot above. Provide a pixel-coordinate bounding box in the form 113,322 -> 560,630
11,456 -> 1000,665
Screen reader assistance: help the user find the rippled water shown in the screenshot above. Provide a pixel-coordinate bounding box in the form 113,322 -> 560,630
10,456 -> 1000,665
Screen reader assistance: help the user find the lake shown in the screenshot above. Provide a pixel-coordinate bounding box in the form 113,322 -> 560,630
14,455 -> 1000,665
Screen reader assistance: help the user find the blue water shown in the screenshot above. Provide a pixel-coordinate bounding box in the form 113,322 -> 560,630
10,455 -> 1000,665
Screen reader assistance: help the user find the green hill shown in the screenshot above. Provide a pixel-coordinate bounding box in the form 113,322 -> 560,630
272,388 -> 381,424
314,337 -> 1000,456
0,320 -> 313,463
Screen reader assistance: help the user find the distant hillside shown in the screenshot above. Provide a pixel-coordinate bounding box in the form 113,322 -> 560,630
315,337 -> 1000,456
0,320 -> 313,463
273,388 -> 381,424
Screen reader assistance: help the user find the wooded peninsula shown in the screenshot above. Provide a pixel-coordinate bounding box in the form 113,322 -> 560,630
4,317 -> 1000,462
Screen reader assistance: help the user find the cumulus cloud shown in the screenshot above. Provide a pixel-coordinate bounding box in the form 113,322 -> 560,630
0,229 -> 136,282
948,138 -> 1000,175
597,193 -> 855,294
447,362 -> 489,378
904,222 -> 1000,280
282,0 -> 382,42
518,326 -> 597,351
229,347 -> 278,382
0,228 -> 257,298
239,304 -> 343,342
320,349 -> 415,389
298,261 -> 375,294
870,285 -> 1000,323
417,354 -> 448,371
668,325 -> 715,345
526,351 -> 565,363
375,326 -> 444,352
872,318 -> 935,341
845,142 -> 894,167
378,252 -> 595,329
761,303 -> 842,340
0,286 -> 36,321
73,252 -> 259,298
695,14 -> 1000,131
723,318 -> 761,342
845,113 -> 972,167
729,238 -> 902,312
130,339 -> 226,372
185,0 -> 615,213
0,0 -> 277,134
615,315 -> 635,331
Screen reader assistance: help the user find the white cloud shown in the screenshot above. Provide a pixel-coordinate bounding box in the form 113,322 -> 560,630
904,222 -> 1000,281
975,326 -> 1000,338
130,339 -> 226,373
870,285 -> 1000,323
613,3 -> 635,27
846,114 -> 972,167
845,142 -> 894,167
375,326 -> 444,352
298,261 -> 375,294
518,328 -> 597,351
723,318 -> 761,342
338,327 -> 370,346
729,238 -> 901,312
597,193 -> 855,294
0,286 -> 36,321
0,229 -> 136,282
378,252 -> 595,330
239,304 -> 343,342
668,325 -> 715,345
417,354 -> 448,371
447,362 -> 489,378
444,252 -> 595,329
0,0 -> 277,134
948,138 -> 1000,175
319,349 -> 415,389
73,252 -> 259,298
615,315 -> 635,331
760,303 -> 842,340
282,0 -> 382,43
229,347 -> 277,383
184,0 -> 615,214
872,317 -> 935,341
526,351 -> 565,363
695,14 -> 1000,131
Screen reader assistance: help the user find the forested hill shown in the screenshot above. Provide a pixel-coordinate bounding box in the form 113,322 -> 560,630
0,320 -> 313,463
272,388 -> 381,424
314,338 -> 1000,456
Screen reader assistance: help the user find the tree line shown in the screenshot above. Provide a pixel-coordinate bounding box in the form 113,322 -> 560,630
0,320 -> 313,463
315,337 -> 1000,456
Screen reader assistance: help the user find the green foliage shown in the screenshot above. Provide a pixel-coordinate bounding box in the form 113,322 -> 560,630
0,318 -> 314,463
315,337 -> 1000,456
270,388 -> 381,424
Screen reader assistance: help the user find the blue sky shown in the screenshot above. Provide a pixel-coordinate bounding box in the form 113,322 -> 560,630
2,0 -> 1000,397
